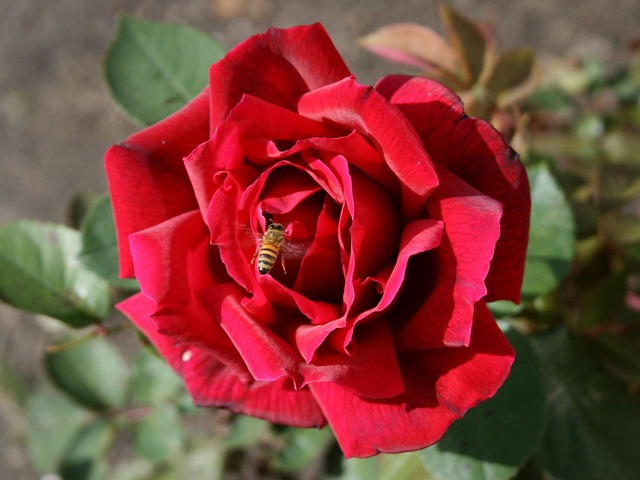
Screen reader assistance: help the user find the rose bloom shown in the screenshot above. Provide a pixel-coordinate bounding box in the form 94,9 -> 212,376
106,24 -> 530,458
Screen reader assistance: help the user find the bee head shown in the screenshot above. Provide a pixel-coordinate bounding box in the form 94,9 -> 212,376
268,223 -> 285,232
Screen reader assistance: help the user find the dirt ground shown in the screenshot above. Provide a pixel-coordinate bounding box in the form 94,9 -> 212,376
1,0 -> 639,477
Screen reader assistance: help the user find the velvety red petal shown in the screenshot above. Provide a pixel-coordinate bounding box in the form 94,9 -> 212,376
209,24 -> 351,127
376,75 -> 530,302
213,284 -> 308,385
244,129 -> 397,195
128,211 -> 249,376
309,303 -> 514,458
183,129 -> 247,220
207,170 -> 258,292
338,162 -> 400,283
294,196 -> 344,303
105,89 -> 209,277
231,94 -> 343,156
129,211 -> 207,306
395,166 -> 503,350
297,77 -> 439,219
258,168 -> 323,218
118,293 -> 326,428
324,216 -> 443,355
212,284 -> 404,399
307,319 -> 404,399
362,219 -> 443,320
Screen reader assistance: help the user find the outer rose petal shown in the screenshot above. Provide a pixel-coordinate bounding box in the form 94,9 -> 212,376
395,166 -> 503,350
118,293 -> 326,428
376,75 -> 530,302
209,23 -> 351,127
309,303 -> 514,458
129,211 -> 249,377
105,89 -> 209,277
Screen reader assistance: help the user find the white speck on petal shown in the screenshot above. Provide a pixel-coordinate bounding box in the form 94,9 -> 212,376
181,350 -> 192,362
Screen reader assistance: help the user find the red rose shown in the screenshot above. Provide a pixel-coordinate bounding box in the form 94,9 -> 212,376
106,23 -> 530,458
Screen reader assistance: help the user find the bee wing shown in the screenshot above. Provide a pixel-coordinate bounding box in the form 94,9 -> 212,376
281,239 -> 310,260
238,225 -> 261,246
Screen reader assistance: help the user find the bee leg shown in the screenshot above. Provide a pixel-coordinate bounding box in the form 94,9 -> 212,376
280,251 -> 286,274
250,246 -> 260,266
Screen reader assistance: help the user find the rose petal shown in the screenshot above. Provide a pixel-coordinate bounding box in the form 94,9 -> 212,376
324,219 -> 443,356
127,211 -> 249,376
183,128 -> 248,220
186,91 -> 335,220
232,94 -> 344,156
297,77 -> 439,219
258,168 -> 323,217
209,23 -> 351,127
244,128 -> 397,196
294,196 -> 344,303
207,170 -> 259,291
105,89 -> 209,277
119,292 -> 326,428
214,285 -> 404,399
395,166 -> 503,350
129,210 -> 211,306
344,167 -> 400,282
376,75 -> 530,302
309,303 -> 514,457
307,319 -> 404,399
365,218 -> 444,319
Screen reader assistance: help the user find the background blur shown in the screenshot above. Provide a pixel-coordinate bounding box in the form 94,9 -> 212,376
1,0 -> 639,477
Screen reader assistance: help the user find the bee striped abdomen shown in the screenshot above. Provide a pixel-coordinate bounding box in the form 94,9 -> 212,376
257,243 -> 280,274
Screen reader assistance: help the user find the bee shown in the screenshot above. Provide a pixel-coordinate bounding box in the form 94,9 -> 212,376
251,222 -> 287,275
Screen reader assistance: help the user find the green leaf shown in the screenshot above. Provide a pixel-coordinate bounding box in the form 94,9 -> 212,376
45,336 -> 129,411
420,327 -> 546,480
599,209 -> 640,261
67,192 -> 103,229
578,272 -> 634,329
380,452 -> 429,480
487,300 -> 521,319
25,389 -> 91,472
527,87 -> 573,111
105,15 -> 225,126
130,348 -> 183,406
271,427 -> 333,472
155,439 -> 225,480
224,414 -> 271,450
334,457 -> 380,480
0,220 -> 111,327
79,194 -> 138,291
133,404 -> 184,461
593,332 -> 640,383
531,327 -> 640,480
59,419 -> 115,480
485,48 -> 535,100
521,162 -> 576,301
439,4 -> 486,85
107,458 -> 154,480
595,160 -> 640,212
